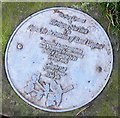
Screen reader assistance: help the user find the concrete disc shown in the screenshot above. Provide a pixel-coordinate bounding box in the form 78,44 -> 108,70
5,7 -> 113,112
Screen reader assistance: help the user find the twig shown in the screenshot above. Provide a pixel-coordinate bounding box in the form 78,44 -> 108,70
74,105 -> 89,118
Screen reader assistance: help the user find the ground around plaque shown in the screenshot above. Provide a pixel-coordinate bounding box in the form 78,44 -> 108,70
1,2 -> 119,116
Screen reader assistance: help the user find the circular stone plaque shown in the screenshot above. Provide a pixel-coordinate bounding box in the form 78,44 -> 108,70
5,7 -> 113,112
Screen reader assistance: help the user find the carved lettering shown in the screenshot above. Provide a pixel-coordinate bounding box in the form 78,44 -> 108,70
40,38 -> 84,64
53,9 -> 86,24
50,19 -> 89,34
27,25 -> 105,50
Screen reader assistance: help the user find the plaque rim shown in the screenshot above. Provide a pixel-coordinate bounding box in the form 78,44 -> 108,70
4,7 -> 113,112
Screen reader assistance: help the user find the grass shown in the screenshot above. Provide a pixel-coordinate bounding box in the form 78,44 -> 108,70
100,2 -> 120,36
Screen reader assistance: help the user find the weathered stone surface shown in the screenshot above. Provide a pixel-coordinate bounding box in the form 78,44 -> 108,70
4,7 -> 113,112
